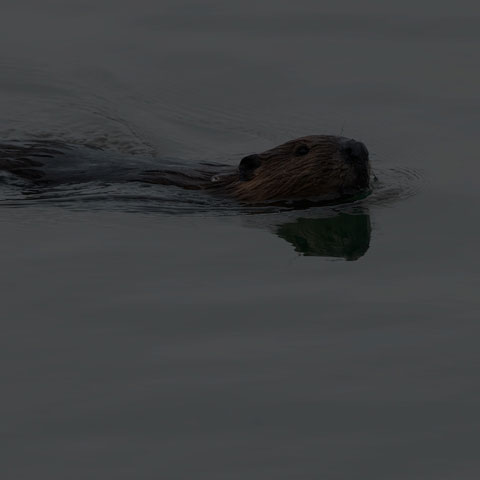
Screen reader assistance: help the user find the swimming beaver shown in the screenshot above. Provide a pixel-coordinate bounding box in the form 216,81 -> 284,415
143,135 -> 370,203
211,135 -> 370,203
0,135 -> 370,203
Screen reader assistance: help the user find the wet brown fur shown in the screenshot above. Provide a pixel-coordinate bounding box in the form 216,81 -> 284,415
206,135 -> 370,203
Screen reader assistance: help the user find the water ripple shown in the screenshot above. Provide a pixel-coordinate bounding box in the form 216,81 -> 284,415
0,164 -> 423,215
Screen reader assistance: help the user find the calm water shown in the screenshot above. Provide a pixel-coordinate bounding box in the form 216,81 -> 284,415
2,1 -> 480,479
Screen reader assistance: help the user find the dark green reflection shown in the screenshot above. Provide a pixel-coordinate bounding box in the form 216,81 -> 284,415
276,213 -> 371,260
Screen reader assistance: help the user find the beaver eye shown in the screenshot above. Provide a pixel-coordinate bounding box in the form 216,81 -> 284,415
295,145 -> 310,156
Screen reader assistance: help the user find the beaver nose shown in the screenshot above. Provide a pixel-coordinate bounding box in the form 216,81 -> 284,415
341,140 -> 369,165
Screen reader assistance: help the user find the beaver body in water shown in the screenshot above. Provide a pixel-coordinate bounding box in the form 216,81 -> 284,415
0,135 -> 370,204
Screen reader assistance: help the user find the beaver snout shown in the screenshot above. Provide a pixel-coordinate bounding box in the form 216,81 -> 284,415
341,139 -> 369,165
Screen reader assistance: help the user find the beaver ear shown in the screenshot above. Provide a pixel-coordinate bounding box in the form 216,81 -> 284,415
239,154 -> 262,181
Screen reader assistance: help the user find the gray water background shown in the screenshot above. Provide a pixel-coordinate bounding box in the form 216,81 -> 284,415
1,1 -> 480,478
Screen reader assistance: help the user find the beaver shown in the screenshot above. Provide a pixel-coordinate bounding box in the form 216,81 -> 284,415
0,135 -> 370,204
142,135 -> 371,203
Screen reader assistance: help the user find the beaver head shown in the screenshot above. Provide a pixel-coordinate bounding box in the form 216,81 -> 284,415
225,135 -> 370,203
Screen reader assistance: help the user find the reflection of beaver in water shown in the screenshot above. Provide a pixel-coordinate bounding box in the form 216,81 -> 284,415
276,213 -> 371,260
0,135 -> 370,203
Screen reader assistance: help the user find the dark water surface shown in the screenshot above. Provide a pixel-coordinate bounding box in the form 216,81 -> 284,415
2,1 -> 480,479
